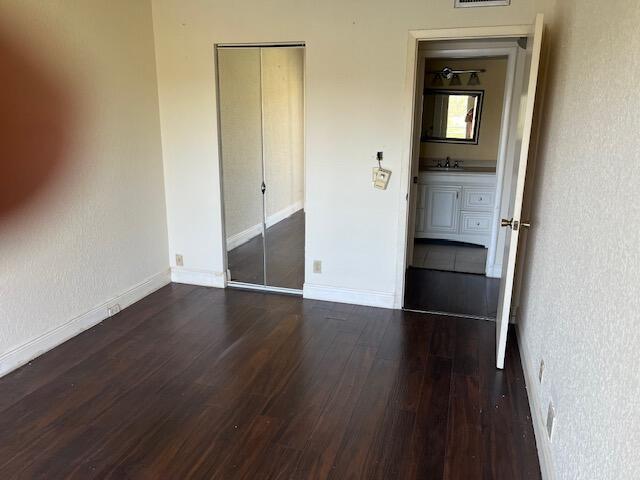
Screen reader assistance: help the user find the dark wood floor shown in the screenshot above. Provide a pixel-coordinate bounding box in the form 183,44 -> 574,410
0,284 -> 540,479
404,267 -> 501,318
228,210 -> 304,290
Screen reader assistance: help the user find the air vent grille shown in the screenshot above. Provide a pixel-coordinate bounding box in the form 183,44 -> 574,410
455,0 -> 511,7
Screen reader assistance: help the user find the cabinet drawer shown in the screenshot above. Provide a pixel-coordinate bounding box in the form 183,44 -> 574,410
463,188 -> 494,210
460,211 -> 493,234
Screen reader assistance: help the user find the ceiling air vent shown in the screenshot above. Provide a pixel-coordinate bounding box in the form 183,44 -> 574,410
455,0 -> 511,7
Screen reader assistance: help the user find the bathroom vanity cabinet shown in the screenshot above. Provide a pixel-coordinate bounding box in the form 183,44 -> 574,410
415,171 -> 497,247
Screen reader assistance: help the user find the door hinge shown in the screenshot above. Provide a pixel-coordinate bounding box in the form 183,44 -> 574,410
261,182 -> 266,194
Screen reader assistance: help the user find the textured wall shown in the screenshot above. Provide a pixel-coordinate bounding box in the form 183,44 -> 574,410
218,49 -> 264,238
0,1 -> 168,355
518,0 -> 640,478
262,48 -> 305,219
219,47 -> 305,239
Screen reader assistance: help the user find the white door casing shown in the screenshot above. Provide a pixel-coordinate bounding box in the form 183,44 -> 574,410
495,14 -> 544,369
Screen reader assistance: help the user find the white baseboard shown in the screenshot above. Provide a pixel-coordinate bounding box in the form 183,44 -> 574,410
226,224 -> 262,251
266,201 -> 303,228
303,283 -> 395,309
226,201 -> 303,250
516,324 -> 556,480
171,267 -> 226,288
486,263 -> 502,278
0,269 -> 171,378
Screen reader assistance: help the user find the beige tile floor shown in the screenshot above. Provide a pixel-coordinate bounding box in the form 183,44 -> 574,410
412,241 -> 487,274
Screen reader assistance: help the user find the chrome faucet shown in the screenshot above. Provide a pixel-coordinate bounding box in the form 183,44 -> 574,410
444,156 -> 451,168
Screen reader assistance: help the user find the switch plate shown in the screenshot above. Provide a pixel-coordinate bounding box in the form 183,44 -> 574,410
373,167 -> 391,190
176,254 -> 184,267
313,260 -> 322,273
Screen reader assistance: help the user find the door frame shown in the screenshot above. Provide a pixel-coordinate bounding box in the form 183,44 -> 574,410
394,23 -> 535,309
214,42 -> 307,295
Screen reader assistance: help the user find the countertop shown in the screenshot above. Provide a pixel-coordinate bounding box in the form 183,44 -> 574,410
418,158 -> 496,174
419,166 -> 496,174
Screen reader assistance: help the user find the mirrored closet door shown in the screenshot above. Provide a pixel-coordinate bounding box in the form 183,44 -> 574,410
217,45 -> 305,292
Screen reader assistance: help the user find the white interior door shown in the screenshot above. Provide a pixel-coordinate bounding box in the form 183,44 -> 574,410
405,55 -> 426,268
495,14 -> 544,369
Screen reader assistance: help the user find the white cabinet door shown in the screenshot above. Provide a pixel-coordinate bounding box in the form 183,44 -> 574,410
425,186 -> 461,234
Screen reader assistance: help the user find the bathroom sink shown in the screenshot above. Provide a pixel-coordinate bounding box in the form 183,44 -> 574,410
425,166 -> 464,171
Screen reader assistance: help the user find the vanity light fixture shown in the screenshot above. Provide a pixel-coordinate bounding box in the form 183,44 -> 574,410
467,72 -> 481,86
426,67 -> 486,86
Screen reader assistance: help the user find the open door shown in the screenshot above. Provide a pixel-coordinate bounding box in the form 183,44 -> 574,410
495,14 -> 544,369
405,54 -> 427,269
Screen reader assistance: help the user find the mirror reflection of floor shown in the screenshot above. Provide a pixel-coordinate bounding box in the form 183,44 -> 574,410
404,267 -> 499,318
227,210 -> 305,290
413,240 -> 486,274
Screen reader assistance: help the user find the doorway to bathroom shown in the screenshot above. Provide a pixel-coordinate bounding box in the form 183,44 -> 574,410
405,43 -> 515,318
216,43 -> 305,294
398,16 -> 545,368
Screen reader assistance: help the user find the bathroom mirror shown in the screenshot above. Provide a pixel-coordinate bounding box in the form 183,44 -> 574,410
421,89 -> 483,144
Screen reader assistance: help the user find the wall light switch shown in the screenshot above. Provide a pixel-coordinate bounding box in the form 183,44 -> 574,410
176,254 -> 184,267
373,167 -> 391,190
313,260 -> 322,273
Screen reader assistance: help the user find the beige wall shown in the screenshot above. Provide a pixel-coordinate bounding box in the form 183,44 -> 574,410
219,47 -> 304,239
420,57 -> 508,165
218,49 -> 264,238
518,0 -> 639,478
0,1 -> 168,357
262,48 -> 305,219
152,0 -> 542,296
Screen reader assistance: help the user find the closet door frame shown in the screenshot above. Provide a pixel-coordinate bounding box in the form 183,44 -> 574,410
215,42 -> 306,295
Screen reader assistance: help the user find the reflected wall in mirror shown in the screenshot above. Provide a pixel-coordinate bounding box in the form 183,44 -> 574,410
218,46 -> 305,291
422,89 -> 484,144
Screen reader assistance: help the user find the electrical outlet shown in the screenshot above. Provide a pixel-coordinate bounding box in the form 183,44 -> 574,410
538,359 -> 545,383
107,304 -> 121,317
546,401 -> 556,441
176,254 -> 184,267
313,260 -> 322,273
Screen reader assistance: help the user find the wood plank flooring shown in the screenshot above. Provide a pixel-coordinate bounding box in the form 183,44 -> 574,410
0,284 -> 540,479
228,210 -> 304,290
404,266 -> 500,318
